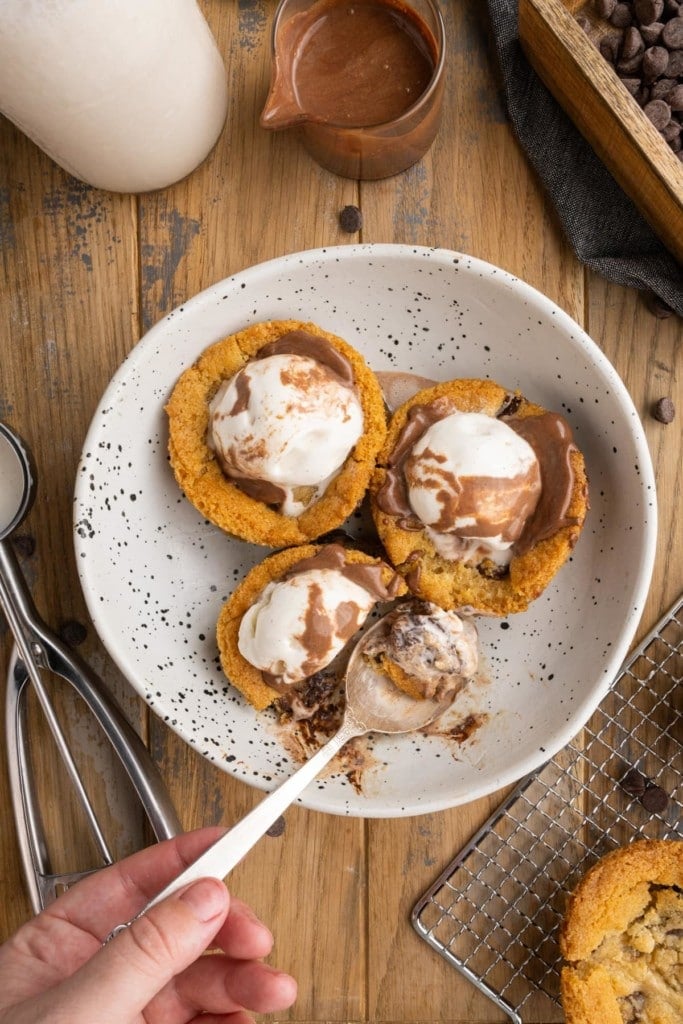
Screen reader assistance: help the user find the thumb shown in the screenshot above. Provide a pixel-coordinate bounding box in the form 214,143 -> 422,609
52,877 -> 229,1023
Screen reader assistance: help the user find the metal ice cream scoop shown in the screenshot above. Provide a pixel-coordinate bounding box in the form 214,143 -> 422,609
0,421 -> 181,913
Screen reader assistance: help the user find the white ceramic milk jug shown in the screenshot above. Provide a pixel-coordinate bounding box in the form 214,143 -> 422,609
0,0 -> 229,193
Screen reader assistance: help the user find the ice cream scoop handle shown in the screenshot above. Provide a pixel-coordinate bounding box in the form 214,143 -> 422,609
107,714 -> 363,937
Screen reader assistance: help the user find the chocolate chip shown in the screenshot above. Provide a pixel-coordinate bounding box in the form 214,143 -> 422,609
643,44 -> 670,79
668,48 -> 683,75
622,75 -> 643,92
666,82 -> 683,107
621,766 -> 647,796
620,990 -> 646,1024
587,0 -> 683,159
641,20 -> 665,43
634,0 -> 664,22
577,14 -> 592,31
652,396 -> 676,421
641,783 -> 669,812
618,51 -> 645,71
58,619 -> 88,647
266,815 -> 286,837
339,205 -> 363,233
622,25 -> 646,57
601,32 -> 622,61
611,1 -> 634,25
661,118 -> 682,139
643,96 -> 672,124
650,74 -> 677,96
662,14 -> 683,46
11,533 -> 36,558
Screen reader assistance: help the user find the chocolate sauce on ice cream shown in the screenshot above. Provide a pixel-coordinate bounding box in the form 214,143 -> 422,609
376,398 -> 579,564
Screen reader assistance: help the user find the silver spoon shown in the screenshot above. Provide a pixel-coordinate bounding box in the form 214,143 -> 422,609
114,619 -> 452,931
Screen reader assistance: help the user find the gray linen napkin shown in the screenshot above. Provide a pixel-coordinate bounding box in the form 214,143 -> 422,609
486,0 -> 683,318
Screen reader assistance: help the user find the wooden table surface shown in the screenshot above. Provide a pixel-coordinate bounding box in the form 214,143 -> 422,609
0,2 -> 680,1022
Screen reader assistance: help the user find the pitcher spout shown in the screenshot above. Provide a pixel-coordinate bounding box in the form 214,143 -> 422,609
260,67 -> 308,130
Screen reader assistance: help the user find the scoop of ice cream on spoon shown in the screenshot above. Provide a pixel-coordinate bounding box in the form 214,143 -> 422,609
360,599 -> 479,702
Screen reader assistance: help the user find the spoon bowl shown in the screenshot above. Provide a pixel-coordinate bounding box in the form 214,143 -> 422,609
343,617 -> 453,734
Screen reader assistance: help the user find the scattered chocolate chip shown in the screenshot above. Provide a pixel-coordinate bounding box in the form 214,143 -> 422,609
652,396 -> 676,421
597,0 -> 619,16
339,204 -> 363,233
620,766 -> 647,796
11,533 -> 36,558
266,815 -> 286,837
577,14 -> 592,30
58,619 -> 88,647
641,783 -> 669,812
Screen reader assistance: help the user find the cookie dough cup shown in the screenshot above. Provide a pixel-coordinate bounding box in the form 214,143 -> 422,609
166,319 -> 387,547
217,543 -> 406,711
369,379 -> 589,616
560,839 -> 683,1024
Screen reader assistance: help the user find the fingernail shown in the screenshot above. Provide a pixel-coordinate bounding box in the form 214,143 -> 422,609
179,878 -> 228,922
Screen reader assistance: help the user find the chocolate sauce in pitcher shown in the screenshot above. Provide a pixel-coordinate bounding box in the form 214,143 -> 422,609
261,0 -> 445,179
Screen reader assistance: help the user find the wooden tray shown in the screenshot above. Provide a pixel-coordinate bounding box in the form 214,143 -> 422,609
519,0 -> 683,264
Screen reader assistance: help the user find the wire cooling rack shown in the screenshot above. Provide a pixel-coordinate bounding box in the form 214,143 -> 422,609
412,594 -> 682,1024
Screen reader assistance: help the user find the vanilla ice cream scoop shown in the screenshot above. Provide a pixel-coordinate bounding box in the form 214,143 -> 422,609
208,352 -> 363,516
238,567 -> 377,685
405,411 -> 541,565
362,600 -> 479,701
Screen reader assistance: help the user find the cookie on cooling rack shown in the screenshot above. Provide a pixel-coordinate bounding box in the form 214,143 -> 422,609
560,838 -> 683,1024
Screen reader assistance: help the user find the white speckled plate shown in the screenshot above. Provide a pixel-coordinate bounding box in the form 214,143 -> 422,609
74,245 -> 657,818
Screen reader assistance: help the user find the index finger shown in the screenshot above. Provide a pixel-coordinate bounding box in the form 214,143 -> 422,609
48,826 -> 227,941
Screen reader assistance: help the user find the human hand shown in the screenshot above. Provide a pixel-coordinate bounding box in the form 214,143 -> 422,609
0,826 -> 297,1024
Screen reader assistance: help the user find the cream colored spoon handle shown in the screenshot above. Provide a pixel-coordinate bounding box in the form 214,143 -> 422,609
107,714 -> 363,939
